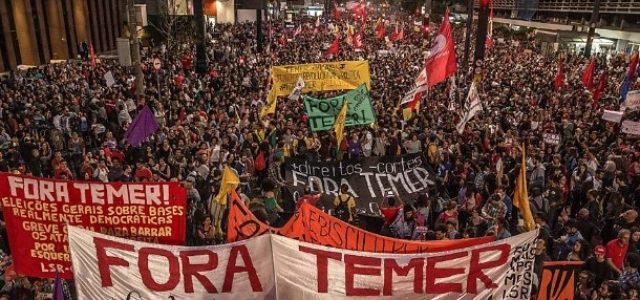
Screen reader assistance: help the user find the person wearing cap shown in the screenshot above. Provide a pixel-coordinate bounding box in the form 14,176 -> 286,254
607,229 -> 631,276
584,245 -> 614,286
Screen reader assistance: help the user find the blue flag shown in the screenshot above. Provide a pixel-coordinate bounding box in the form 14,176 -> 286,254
621,75 -> 632,104
125,105 -> 160,147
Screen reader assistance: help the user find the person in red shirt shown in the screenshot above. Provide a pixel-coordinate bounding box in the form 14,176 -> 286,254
134,161 -> 153,182
380,191 -> 403,227
298,182 -> 322,208
606,229 -> 631,276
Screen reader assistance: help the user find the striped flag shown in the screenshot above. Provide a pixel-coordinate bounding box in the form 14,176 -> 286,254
455,82 -> 481,134
621,51 -> 639,103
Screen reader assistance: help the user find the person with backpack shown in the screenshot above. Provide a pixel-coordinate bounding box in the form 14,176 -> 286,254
333,184 -> 356,223
254,141 -> 270,182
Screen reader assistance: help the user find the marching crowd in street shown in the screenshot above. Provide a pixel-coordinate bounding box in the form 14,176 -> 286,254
0,5 -> 639,299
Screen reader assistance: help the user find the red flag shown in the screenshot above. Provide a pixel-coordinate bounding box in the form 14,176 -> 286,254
89,43 -> 96,68
325,36 -> 340,57
279,34 -> 287,46
392,23 -> 404,42
333,3 -> 341,19
375,20 -> 385,39
352,3 -> 367,22
353,29 -> 364,50
485,6 -> 494,49
554,62 -> 565,91
581,59 -> 596,90
592,71 -> 608,108
425,9 -> 457,87
628,51 -> 639,77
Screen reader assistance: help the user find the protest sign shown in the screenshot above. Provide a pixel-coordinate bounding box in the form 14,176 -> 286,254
68,226 -> 275,300
104,71 -> 115,87
227,193 -> 495,253
536,261 -> 583,300
542,133 -> 560,145
304,84 -> 376,131
69,225 -> 537,300
621,90 -> 640,110
263,61 -> 372,117
622,120 -> 640,135
602,110 -> 623,123
0,174 -> 187,279
284,154 -> 435,211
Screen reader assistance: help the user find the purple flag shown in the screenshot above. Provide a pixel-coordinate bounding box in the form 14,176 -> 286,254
125,105 -> 159,147
53,271 -> 64,300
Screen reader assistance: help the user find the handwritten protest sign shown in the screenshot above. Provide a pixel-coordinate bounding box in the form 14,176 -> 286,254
543,133 -> 560,145
226,193 -> 494,253
602,110 -> 624,123
303,84 -> 376,131
284,154 -> 435,211
622,120 -> 640,135
0,174 -> 187,279
622,90 -> 640,110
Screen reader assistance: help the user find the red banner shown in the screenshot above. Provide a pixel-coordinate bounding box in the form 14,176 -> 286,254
227,192 -> 495,253
0,173 -> 187,279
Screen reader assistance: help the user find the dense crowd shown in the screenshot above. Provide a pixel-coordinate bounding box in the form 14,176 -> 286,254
0,5 -> 639,299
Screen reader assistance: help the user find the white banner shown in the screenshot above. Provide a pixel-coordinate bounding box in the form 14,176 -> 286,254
622,90 -> 640,110
68,226 -> 276,300
69,226 -> 537,299
602,109 -> 624,123
622,120 -> 640,135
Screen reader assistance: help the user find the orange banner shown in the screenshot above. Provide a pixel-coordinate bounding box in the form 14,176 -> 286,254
227,192 -> 494,253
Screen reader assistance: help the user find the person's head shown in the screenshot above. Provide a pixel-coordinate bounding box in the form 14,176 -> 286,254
534,238 -> 546,255
594,245 -> 607,262
627,253 -> 640,270
620,229 -> 632,246
598,280 -> 621,300
202,215 -> 212,226
447,200 -> 457,212
434,225 -> 448,240
446,219 -> 458,232
578,271 -> 594,288
565,218 -> 579,235
340,184 -> 349,194
578,208 -> 590,220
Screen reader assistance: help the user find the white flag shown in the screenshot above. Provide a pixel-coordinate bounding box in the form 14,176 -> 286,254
456,82 -> 482,134
104,71 -> 115,87
287,76 -> 305,101
448,75 -> 457,111
400,84 -> 429,106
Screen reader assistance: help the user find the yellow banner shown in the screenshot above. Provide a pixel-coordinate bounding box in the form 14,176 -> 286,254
271,61 -> 371,95
261,61 -> 371,119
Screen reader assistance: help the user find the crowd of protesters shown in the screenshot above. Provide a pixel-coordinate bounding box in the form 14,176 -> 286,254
0,4 -> 639,299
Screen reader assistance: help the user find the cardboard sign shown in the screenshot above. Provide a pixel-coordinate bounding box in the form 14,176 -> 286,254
68,225 -> 537,299
602,110 -> 624,123
226,193 -> 495,253
303,84 -> 376,131
622,120 -> 640,135
542,133 -> 560,145
0,174 -> 187,279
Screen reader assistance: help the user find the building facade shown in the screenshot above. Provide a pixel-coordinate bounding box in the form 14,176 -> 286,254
476,0 -> 640,55
0,0 -> 124,72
